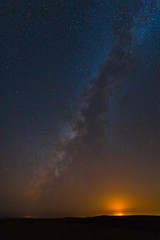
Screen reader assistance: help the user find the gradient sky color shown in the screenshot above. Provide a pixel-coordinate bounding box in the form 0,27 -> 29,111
0,0 -> 160,218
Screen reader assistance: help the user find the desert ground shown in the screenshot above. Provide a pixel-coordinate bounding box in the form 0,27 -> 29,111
0,216 -> 160,240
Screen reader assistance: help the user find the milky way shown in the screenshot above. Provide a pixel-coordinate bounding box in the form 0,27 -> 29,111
0,0 -> 160,217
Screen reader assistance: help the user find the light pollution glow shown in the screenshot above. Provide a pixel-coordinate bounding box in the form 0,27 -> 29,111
1,0 -> 160,219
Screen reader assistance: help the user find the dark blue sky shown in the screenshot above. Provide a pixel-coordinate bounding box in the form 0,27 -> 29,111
0,0 -> 160,217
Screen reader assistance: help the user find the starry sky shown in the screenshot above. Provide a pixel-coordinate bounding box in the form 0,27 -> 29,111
0,0 -> 160,218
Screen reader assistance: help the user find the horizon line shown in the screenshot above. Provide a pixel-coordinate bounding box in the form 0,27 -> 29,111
1,214 -> 160,220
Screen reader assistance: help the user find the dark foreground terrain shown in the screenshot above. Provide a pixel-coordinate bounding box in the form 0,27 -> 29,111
0,216 -> 160,240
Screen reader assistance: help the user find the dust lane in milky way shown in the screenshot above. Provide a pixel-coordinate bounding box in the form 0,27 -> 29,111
0,0 -> 160,217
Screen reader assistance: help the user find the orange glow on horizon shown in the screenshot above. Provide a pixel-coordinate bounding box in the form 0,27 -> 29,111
115,212 -> 124,216
23,215 -> 32,218
101,194 -> 134,215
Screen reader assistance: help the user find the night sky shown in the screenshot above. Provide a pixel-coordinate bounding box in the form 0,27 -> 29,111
0,0 -> 160,218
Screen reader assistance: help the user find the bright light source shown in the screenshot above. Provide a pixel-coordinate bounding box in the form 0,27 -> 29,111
115,212 -> 123,216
